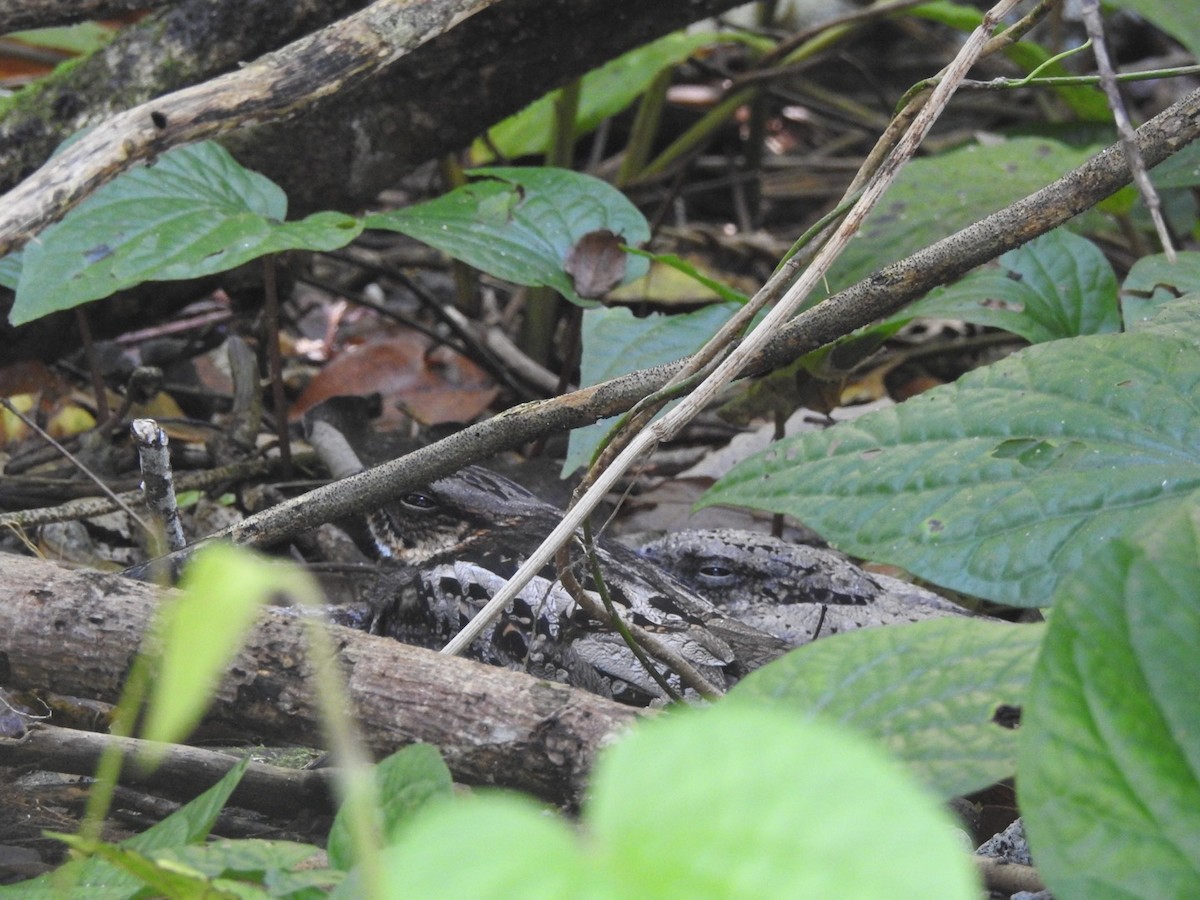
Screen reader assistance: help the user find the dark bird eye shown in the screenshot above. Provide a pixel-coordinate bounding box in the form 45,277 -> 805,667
400,491 -> 439,511
696,563 -> 736,584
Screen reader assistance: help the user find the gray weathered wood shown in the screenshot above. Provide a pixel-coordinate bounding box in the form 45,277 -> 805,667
0,552 -> 642,805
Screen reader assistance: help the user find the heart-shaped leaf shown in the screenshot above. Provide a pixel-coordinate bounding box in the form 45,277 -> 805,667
10,141 -> 362,325
365,167 -> 649,306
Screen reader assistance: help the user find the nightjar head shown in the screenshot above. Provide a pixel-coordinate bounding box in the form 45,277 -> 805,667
367,465 -> 558,565
639,528 -> 969,646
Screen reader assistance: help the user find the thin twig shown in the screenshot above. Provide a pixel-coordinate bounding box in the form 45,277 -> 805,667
1080,0 -> 1175,261
0,453 -> 306,530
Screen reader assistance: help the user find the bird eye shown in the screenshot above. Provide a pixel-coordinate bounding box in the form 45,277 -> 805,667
696,562 -> 736,584
400,491 -> 439,511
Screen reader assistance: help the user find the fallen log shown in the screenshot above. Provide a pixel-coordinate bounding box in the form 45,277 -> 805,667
0,552 -> 643,806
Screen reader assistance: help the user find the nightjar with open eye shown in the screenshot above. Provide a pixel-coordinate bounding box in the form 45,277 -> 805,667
638,528 -> 970,646
361,467 -> 789,706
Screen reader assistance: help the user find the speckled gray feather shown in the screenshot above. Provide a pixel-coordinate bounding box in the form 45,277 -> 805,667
637,528 -> 967,646
364,467 -> 789,705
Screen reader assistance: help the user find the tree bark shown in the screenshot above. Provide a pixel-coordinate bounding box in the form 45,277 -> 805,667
0,0 -> 370,194
0,552 -> 643,807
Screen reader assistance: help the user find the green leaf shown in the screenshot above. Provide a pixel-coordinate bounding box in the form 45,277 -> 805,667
901,229 -> 1120,342
1019,501 -> 1200,898
371,706 -> 977,898
10,142 -> 362,326
365,167 -> 649,306
728,618 -> 1043,798
0,252 -> 20,290
8,761 -> 248,899
8,23 -> 115,55
159,839 -> 338,896
143,546 -> 321,746
819,138 -> 1099,298
475,30 -> 766,162
701,323 -> 1200,605
1121,250 -> 1200,328
327,744 -> 453,871
563,302 -> 738,473
365,794 -> 594,900
48,837 -> 222,900
589,706 -> 978,898
1123,251 -> 1200,299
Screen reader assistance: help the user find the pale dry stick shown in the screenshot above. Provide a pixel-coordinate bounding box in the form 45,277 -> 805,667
1079,0 -> 1175,261
130,418 -> 186,552
440,0 -> 1022,658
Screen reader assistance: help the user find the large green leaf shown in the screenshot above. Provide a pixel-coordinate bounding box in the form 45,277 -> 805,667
370,706 -> 977,898
728,618 -> 1044,798
901,229 -> 1121,342
818,138 -> 1099,298
701,320 -> 1200,605
365,167 -> 649,307
589,706 -> 977,898
9,141 -> 362,325
564,302 -> 738,472
1019,501 -> 1200,898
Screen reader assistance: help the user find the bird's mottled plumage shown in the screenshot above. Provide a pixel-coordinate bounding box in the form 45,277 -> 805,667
363,467 -> 787,705
638,528 -> 968,645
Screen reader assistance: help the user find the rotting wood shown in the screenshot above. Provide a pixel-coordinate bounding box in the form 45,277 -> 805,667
0,552 -> 643,807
